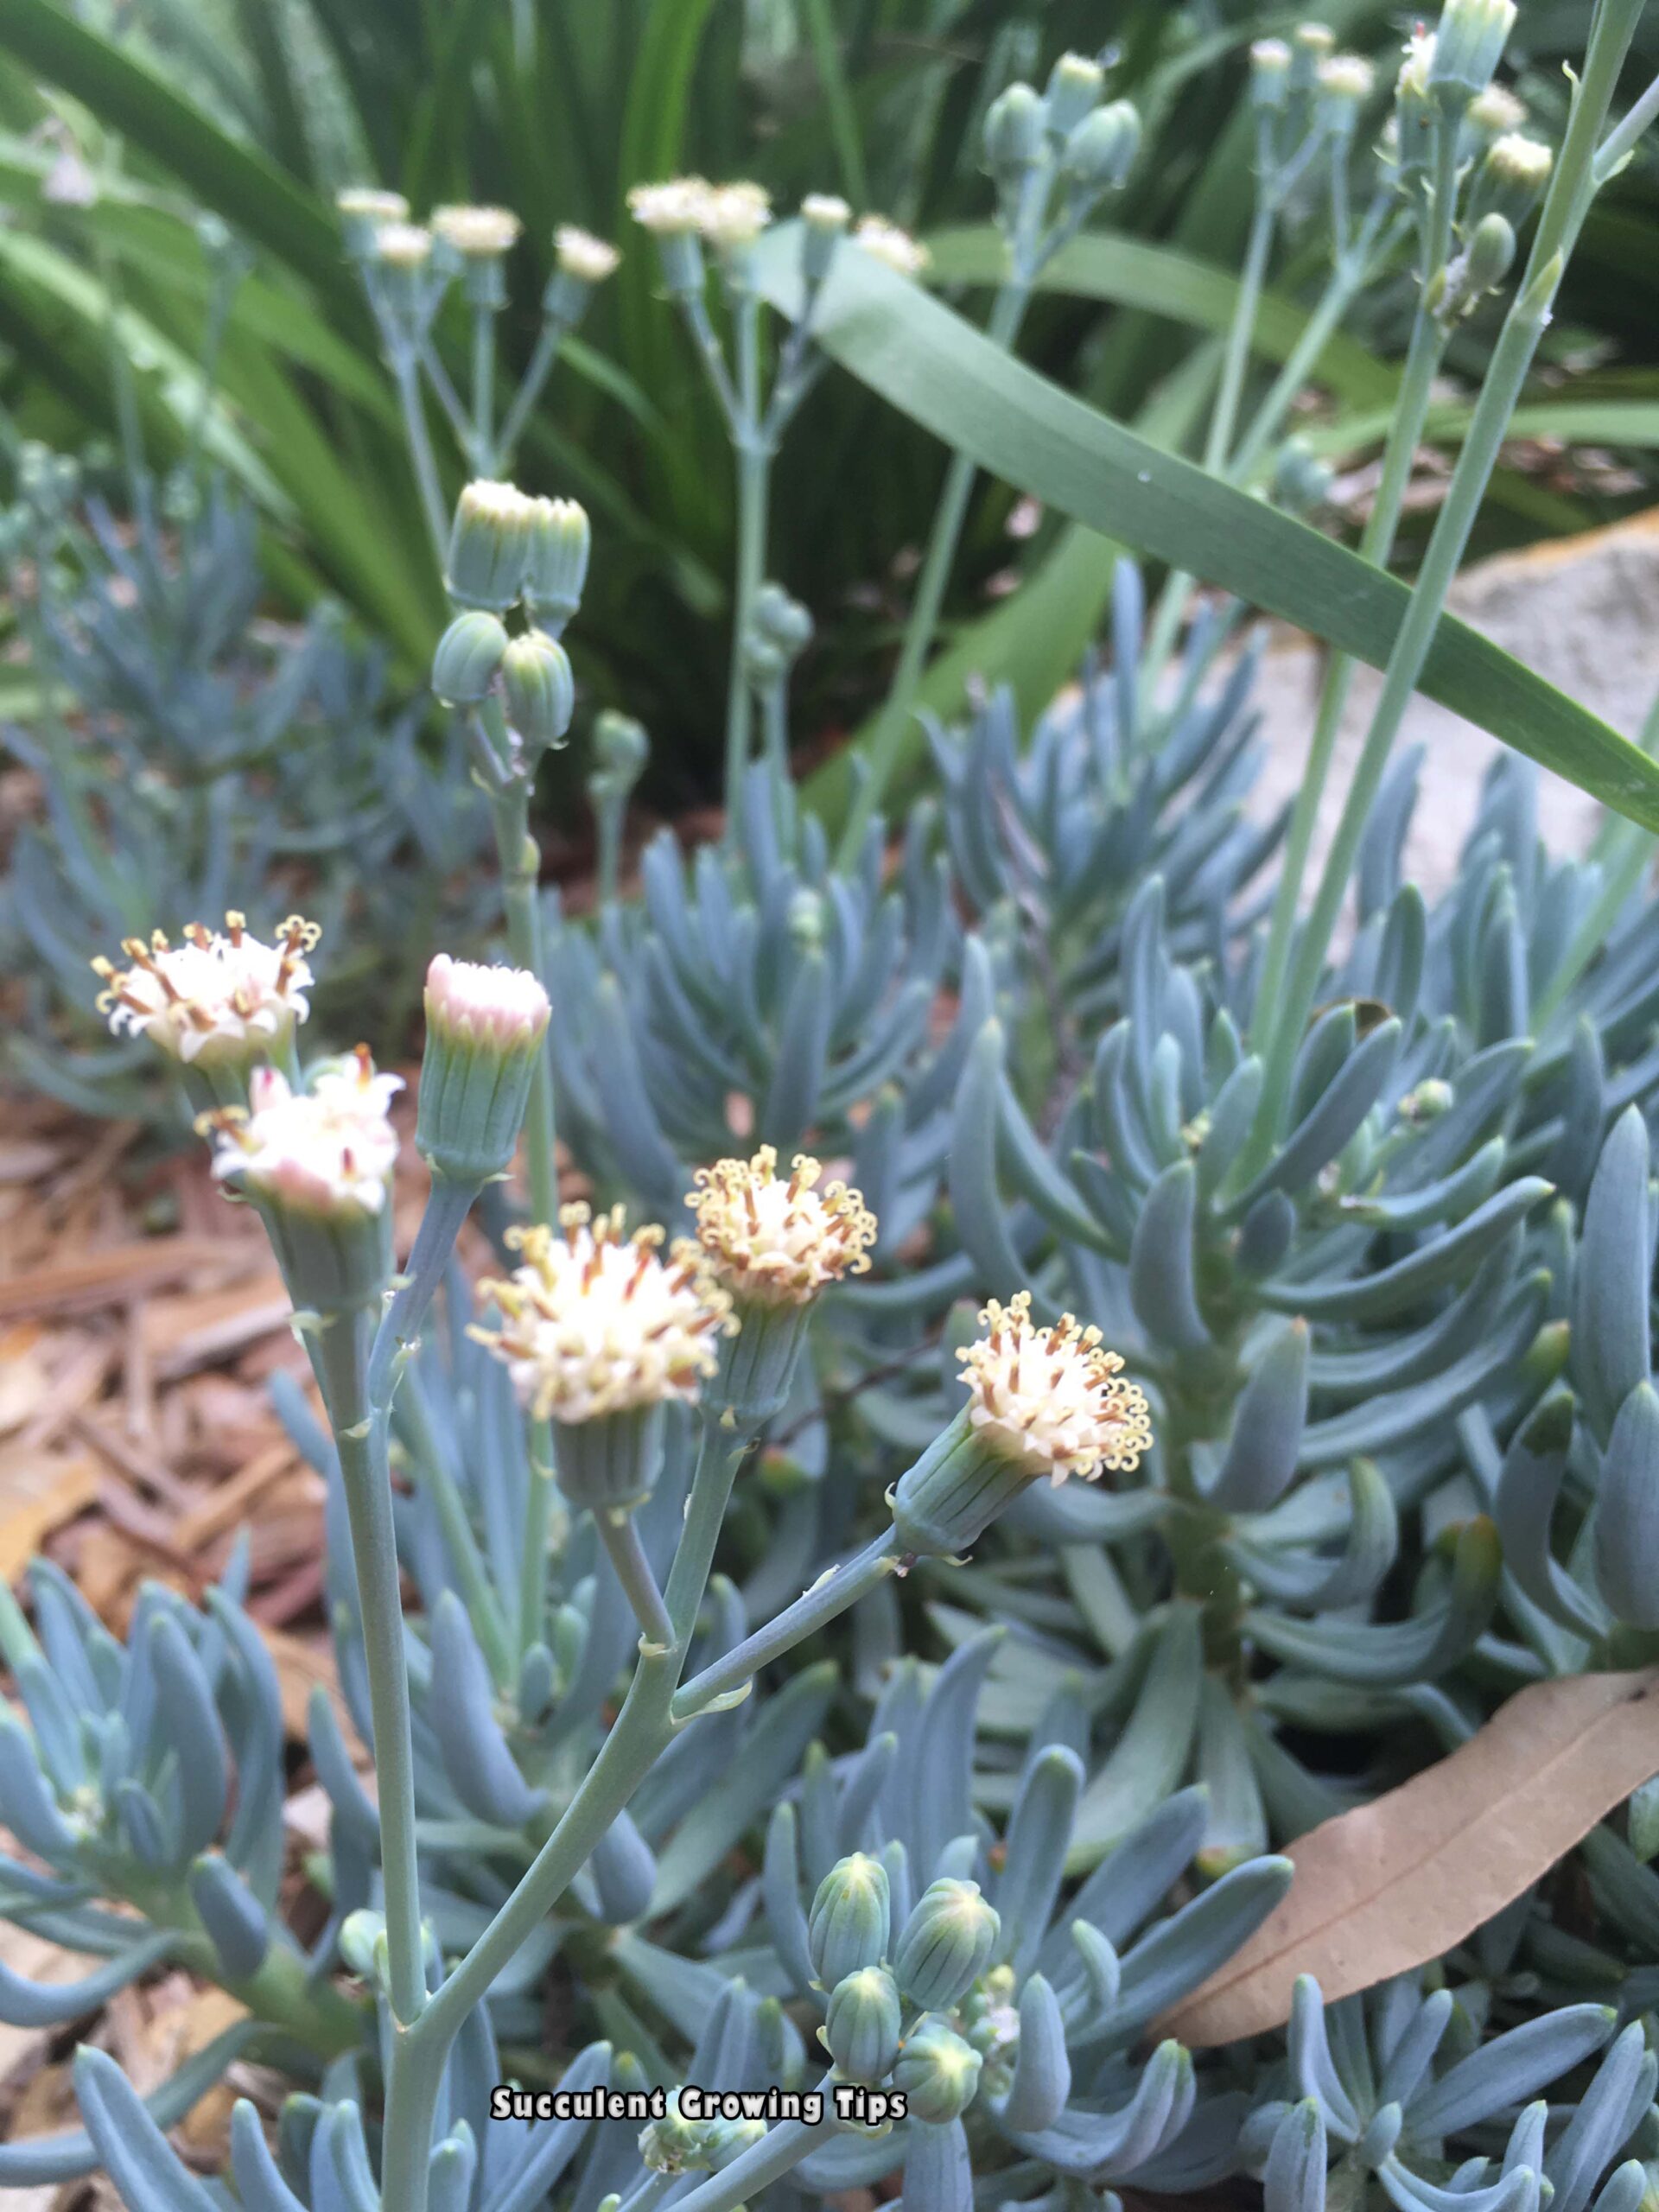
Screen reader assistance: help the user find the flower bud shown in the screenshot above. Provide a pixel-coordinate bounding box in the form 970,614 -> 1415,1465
1465,131 -> 1553,230
628,178 -> 710,296
705,2117 -> 768,2171
1250,39 -> 1293,112
1045,52 -> 1105,138
432,203 -> 521,308
893,2017 -> 984,2124
800,193 -> 850,288
853,215 -> 929,278
502,631 -> 575,754
432,610 -> 510,706
810,1854 -> 892,1988
982,83 -> 1049,185
1465,84 -> 1527,143
1273,439 -> 1335,517
416,956 -> 550,1186
446,480 -> 533,613
823,1966 -> 902,2084
1428,0 -> 1516,105
1464,210 -> 1516,293
1290,21 -> 1335,94
1317,55 -> 1374,138
753,582 -> 814,658
372,222 -> 435,318
340,1908 -> 391,1986
337,187 -> 410,260
892,1879 -> 1000,2012
1063,101 -> 1141,194
523,495 -> 590,627
639,2091 -> 712,2175
588,711 -> 650,807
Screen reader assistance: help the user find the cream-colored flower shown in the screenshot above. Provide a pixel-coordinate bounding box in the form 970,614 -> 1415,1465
1467,85 -> 1527,137
431,203 -> 522,257
337,188 -> 410,224
1319,54 -> 1376,100
627,177 -> 715,234
555,226 -> 621,283
423,955 -> 550,1050
210,1049 -> 403,1217
93,912 -> 319,1067
853,215 -> 930,277
472,1207 -> 732,1423
690,1147 -> 876,1306
1251,36 -> 1292,72
1488,130 -> 1553,188
1397,27 -> 1437,99
801,193 -> 851,230
375,223 -> 434,268
699,181 -> 772,248
957,1292 -> 1151,1484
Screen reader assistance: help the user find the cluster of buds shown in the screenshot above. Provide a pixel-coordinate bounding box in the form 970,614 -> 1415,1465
808,1856 -> 1002,2101
432,480 -> 588,762
893,1292 -> 1152,1556
741,582 -> 813,691
639,2090 -> 764,2177
472,1207 -> 733,1510
690,1147 -> 877,1421
980,52 -> 1141,272
1249,22 -> 1376,181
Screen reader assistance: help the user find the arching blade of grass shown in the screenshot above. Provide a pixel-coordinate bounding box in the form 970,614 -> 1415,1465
754,230 -> 1659,836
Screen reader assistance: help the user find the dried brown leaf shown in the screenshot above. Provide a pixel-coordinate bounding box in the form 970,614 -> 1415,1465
1160,1668 -> 1659,2047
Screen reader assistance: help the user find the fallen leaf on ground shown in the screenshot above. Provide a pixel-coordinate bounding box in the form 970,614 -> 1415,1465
1159,1667 -> 1659,2046
0,1455 -> 99,1584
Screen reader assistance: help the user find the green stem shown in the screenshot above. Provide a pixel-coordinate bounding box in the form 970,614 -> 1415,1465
672,1531 -> 899,1718
596,1508 -> 676,1650
486,779 -> 558,1224
498,315 -> 569,467
392,346 -> 450,569
1249,0 -> 1645,1150
722,292 -> 769,843
472,303 -> 498,474
664,1417 -> 760,1642
310,1306 -> 427,2029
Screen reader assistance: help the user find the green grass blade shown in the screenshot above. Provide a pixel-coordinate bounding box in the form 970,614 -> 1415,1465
755,231 -> 1659,836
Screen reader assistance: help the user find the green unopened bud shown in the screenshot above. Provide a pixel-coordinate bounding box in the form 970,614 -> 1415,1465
800,193 -> 851,287
337,188 -> 410,260
372,222 -> 435,319
1250,39 -> 1293,111
1465,131 -> 1553,230
1428,0 -> 1516,106
753,582 -> 814,658
340,1908 -> 390,1986
544,226 -> 620,325
447,480 -> 533,613
823,1966 -> 902,2084
1273,440 -> 1335,517
416,955 -> 550,1185
982,83 -> 1049,187
892,1879 -> 1001,2012
1402,1077 -> 1455,1122
589,710 -> 651,803
1045,52 -> 1105,137
1063,100 -> 1141,194
1464,211 -> 1516,293
810,1854 -> 892,1988
502,631 -> 575,753
432,610 -> 510,706
705,2117 -> 769,2171
523,496 -> 590,626
639,2091 -> 712,2175
893,2017 -> 984,2124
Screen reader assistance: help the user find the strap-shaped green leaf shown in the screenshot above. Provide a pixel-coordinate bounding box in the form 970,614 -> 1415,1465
756,234 -> 1659,836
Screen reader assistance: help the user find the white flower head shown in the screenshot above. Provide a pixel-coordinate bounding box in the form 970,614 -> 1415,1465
424,954 -> 550,1052
699,181 -> 772,249
1319,54 -> 1376,101
472,1206 -> 734,1424
431,203 -> 522,257
690,1147 -> 877,1307
627,177 -> 715,235
555,226 -> 621,283
801,193 -> 851,231
1251,36 -> 1292,71
337,188 -> 410,224
210,1048 -> 403,1217
957,1292 -> 1151,1485
853,214 -> 930,277
375,222 -> 434,268
1397,27 -> 1437,99
93,912 -> 319,1067
1467,85 -> 1527,137
1489,130 -> 1553,188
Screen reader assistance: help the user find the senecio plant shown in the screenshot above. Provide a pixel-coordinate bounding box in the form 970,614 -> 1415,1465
10,7 -> 1659,2212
